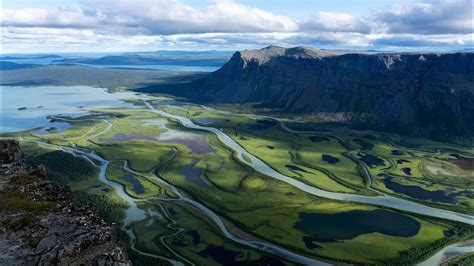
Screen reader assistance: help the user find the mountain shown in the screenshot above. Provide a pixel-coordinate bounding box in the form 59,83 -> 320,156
137,45 -> 474,140
0,140 -> 130,265
54,54 -> 229,67
0,55 -> 62,60
0,61 -> 40,70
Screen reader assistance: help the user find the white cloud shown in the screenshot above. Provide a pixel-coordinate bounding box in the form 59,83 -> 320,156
0,0 -> 473,53
374,0 -> 473,34
2,0 -> 299,35
301,12 -> 371,33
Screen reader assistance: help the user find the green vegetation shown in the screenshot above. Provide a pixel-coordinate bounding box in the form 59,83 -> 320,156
10,175 -> 39,185
442,252 -> 474,266
26,150 -> 98,185
9,98 -> 473,265
0,192 -> 53,213
73,191 -> 127,224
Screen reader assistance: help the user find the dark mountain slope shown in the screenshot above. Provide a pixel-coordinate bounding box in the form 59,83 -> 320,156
137,46 -> 474,139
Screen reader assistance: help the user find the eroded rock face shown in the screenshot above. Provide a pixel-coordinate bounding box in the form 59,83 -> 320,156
0,140 -> 131,265
139,46 -> 474,139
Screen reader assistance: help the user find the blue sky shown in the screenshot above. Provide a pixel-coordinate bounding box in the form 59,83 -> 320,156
1,0 -> 472,53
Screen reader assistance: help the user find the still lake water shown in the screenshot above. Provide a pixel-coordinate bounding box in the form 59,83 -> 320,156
0,86 -> 139,133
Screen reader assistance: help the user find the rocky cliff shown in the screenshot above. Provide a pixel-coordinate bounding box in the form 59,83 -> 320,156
0,140 -> 131,265
139,46 -> 474,140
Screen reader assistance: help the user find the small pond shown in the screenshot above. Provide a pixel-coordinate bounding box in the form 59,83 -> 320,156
100,133 -> 156,143
157,130 -> 214,154
286,164 -> 311,173
294,209 -> 420,243
121,174 -> 145,195
322,154 -> 340,164
358,153 -> 385,168
180,159 -> 209,188
248,119 -> 277,130
308,136 -> 330,143
379,173 -> 459,204
352,138 -> 374,150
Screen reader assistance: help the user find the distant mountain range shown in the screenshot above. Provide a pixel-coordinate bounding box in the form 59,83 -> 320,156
0,61 -> 40,70
137,46 -> 474,141
53,53 -> 231,67
0,55 -> 62,60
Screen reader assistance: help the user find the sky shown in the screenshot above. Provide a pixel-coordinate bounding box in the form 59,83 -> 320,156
1,0 -> 473,53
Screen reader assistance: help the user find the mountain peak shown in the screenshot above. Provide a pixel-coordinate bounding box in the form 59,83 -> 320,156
237,46 -> 337,65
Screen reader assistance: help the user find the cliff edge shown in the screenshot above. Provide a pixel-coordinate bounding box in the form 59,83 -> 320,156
0,140 -> 131,265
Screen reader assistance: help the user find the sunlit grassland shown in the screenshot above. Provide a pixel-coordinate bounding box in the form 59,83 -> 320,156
106,161 -> 167,199
169,103 -> 474,215
8,100 -> 473,265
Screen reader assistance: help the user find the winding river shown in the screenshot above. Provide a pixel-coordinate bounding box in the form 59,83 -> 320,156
4,87 -> 472,265
144,101 -> 474,225
23,131 -> 331,265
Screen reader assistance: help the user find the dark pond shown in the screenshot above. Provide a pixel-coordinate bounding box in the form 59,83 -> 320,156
352,138 -> 374,150
167,208 -> 177,217
121,174 -> 145,194
358,153 -> 385,168
444,230 -> 454,238
302,236 -> 323,249
248,119 -> 277,130
171,238 -> 188,247
266,146 -> 274,149
322,154 -> 340,164
186,230 -> 201,245
379,173 -> 458,204
199,246 -> 285,266
391,150 -> 404,156
308,136 -> 330,143
294,209 -> 420,243
402,167 -> 412,176
180,159 -> 208,189
157,132 -> 214,154
194,117 -> 229,125
286,164 -> 311,173
397,159 -> 410,164
100,133 -> 156,143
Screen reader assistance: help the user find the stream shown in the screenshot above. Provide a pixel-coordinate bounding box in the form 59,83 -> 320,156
144,101 -> 474,225
11,96 -> 472,265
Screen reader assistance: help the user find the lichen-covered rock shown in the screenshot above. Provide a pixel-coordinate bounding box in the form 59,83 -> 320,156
0,140 -> 131,265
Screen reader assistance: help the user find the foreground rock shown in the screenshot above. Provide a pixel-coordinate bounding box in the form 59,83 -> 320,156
0,140 -> 131,265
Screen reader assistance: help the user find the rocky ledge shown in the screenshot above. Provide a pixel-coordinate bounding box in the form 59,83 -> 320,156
0,140 -> 131,265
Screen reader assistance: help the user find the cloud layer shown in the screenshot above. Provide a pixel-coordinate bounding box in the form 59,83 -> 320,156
1,0 -> 472,53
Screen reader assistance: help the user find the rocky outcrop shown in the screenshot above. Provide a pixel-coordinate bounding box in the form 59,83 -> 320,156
138,46 -> 474,140
0,140 -> 131,265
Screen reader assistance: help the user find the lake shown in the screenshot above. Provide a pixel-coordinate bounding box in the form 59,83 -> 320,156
0,85 -> 138,133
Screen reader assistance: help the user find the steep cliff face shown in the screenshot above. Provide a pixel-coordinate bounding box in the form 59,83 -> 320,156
140,46 -> 474,137
0,140 -> 131,265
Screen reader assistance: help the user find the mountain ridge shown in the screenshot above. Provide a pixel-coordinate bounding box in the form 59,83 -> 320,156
136,46 -> 474,141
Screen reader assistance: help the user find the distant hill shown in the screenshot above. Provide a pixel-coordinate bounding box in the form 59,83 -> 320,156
0,61 -> 40,70
54,54 -> 231,67
137,46 -> 474,141
0,55 -> 62,60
